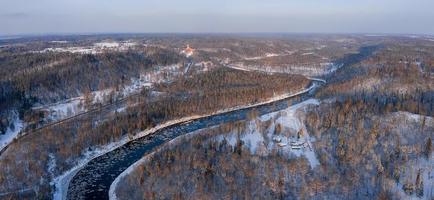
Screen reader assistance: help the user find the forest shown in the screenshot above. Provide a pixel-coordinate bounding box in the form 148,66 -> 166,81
0,65 -> 309,199
113,37 -> 434,200
114,93 -> 433,199
0,35 -> 433,199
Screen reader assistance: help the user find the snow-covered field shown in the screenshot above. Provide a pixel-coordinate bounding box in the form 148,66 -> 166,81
0,111 -> 24,152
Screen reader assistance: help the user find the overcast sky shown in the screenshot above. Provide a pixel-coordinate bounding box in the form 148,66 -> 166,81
1,0 -> 434,35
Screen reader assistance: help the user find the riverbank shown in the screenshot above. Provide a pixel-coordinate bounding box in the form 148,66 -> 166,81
109,98 -> 321,200
59,81 -> 320,200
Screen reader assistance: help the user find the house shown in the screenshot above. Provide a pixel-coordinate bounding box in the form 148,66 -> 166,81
182,44 -> 195,57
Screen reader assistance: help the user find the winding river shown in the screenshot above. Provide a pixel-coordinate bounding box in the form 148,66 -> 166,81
66,45 -> 379,200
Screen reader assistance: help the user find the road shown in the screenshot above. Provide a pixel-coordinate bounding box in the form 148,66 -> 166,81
0,92 -> 138,155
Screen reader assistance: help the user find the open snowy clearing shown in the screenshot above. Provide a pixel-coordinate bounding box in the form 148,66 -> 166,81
214,98 -> 320,167
0,111 -> 24,152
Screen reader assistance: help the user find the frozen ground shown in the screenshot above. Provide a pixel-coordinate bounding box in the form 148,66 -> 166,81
214,99 -> 321,168
56,75 -> 320,200
0,111 -> 24,152
394,155 -> 434,200
382,111 -> 434,200
102,85 -> 319,200
110,98 -> 321,200
32,64 -> 183,123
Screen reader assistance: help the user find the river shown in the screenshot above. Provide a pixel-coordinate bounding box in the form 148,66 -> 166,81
66,45 -> 380,200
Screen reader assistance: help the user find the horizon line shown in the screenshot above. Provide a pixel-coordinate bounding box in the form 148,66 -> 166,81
1,31 -> 434,38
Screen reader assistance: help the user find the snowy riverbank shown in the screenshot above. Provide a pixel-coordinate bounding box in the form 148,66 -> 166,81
53,82 -> 319,200
108,97 -> 321,200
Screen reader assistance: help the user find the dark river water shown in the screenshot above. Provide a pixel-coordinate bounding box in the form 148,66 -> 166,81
66,84 -> 319,200
66,45 -> 380,200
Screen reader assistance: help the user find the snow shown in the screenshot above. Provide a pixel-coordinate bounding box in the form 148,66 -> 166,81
227,65 -> 252,72
241,121 -> 265,153
265,53 -> 279,57
184,51 -> 194,57
194,98 -> 322,170
120,77 -> 153,97
198,48 -> 232,53
38,47 -> 98,54
0,111 -> 24,152
109,96 -> 319,200
52,138 -> 130,200
216,133 -> 238,147
316,45 -> 327,50
226,62 -> 340,77
107,84 -> 320,200
302,52 -> 314,56
33,64 -> 182,123
109,125 -> 222,200
211,99 -> 320,167
48,153 -> 57,178
382,111 -> 434,199
94,41 -> 137,50
306,77 -> 326,83
390,155 -> 434,200
391,111 -> 434,127
194,61 -> 213,71
51,79 -> 321,199
94,42 -> 120,48
36,41 -> 137,54
50,41 -> 68,44
325,63 -> 344,74
33,97 -> 84,122
243,53 -> 289,61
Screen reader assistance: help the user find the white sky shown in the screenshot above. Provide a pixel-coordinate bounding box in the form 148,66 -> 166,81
1,0 -> 434,35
